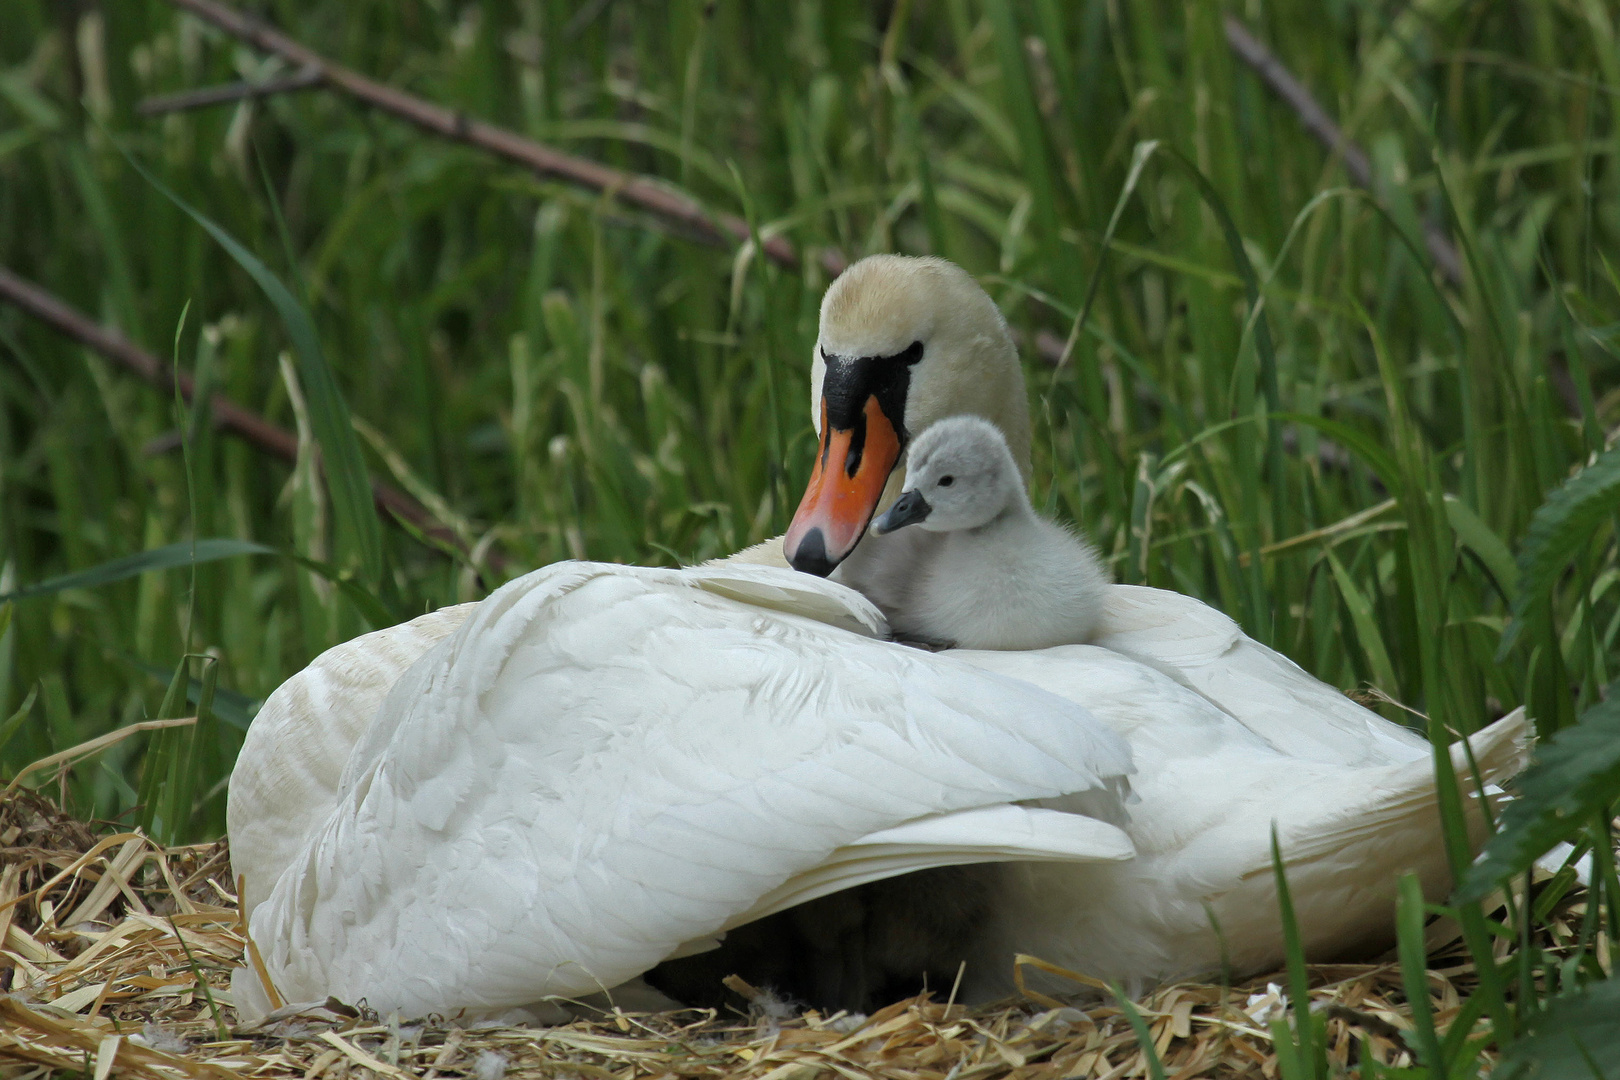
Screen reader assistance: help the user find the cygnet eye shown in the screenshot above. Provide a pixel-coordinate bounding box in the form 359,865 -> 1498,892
938,475 -> 955,487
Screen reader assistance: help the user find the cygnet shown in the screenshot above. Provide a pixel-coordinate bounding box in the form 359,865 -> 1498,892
864,415 -> 1109,650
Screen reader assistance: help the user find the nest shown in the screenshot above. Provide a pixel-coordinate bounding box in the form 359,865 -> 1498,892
0,792 -> 1563,1080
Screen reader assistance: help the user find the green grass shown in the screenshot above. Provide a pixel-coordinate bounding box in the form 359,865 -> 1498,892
3,2 -> 1620,1073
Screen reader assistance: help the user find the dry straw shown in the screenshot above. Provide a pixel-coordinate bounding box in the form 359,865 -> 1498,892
0,792 -> 1575,1079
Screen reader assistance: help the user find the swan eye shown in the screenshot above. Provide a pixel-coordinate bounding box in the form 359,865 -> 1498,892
938,475 -> 955,487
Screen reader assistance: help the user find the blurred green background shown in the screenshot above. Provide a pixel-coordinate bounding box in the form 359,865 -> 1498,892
1,1 -> 1617,844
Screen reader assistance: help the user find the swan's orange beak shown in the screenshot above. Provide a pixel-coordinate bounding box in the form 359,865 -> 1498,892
784,397 -> 903,575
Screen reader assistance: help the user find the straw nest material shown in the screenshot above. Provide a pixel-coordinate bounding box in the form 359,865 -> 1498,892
0,792 -> 1572,1080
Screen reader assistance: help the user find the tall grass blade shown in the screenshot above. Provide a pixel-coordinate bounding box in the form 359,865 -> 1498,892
0,539 -> 274,604
1457,686 -> 1620,902
1324,550 -> 1400,697
1501,445 -> 1620,655
1269,827 -> 1325,1080
0,685 -> 38,755
135,656 -> 192,841
1159,147 -> 1287,536
1443,495 -> 1518,604
1106,982 -> 1168,1080
0,540 -> 388,628
120,656 -> 258,733
1051,139 -> 1159,375
1396,873 -> 1447,1072
981,0 -> 1077,289
113,145 -> 387,590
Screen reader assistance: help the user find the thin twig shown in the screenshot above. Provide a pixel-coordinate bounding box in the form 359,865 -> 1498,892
162,0 -> 847,277
1223,14 -> 1465,287
0,265 -> 474,558
0,266 -> 295,459
150,2 -> 1091,369
136,65 -> 324,115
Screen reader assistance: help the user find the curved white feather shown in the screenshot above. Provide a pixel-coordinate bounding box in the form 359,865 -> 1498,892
228,562 -> 885,919
727,806 -> 1134,928
246,562 -> 1133,1018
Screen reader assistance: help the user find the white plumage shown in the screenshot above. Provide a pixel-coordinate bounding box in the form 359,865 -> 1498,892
951,635 -> 1523,998
228,602 -> 477,916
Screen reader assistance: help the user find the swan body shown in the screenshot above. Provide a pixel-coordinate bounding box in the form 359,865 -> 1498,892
229,252 -> 1533,1019
857,415 -> 1109,649
237,561 -> 1134,1019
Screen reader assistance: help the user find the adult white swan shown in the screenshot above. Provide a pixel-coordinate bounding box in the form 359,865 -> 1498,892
229,255 -> 1528,1017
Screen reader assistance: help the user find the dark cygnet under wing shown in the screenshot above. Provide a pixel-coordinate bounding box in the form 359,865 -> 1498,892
644,865 -> 1002,1014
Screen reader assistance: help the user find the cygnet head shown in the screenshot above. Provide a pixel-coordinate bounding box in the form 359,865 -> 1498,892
784,255 -> 1031,576
870,416 -> 1024,536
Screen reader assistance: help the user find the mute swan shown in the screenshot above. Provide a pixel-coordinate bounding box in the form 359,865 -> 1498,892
229,253 -> 1530,1018
858,415 -> 1109,649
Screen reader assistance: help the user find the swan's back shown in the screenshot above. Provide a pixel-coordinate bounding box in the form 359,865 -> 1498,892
1096,585 -> 1430,766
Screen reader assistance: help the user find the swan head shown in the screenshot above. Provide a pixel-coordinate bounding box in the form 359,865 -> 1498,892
785,255 -> 1030,576
870,416 -> 1022,535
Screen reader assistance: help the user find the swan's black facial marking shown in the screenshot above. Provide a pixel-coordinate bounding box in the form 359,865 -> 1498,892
786,339 -> 924,576
819,339 -> 924,478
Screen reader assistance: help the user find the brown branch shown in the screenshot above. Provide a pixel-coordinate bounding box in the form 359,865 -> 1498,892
1223,14 -> 1466,288
162,0 -> 847,277
0,265 -> 475,559
136,66 -> 323,116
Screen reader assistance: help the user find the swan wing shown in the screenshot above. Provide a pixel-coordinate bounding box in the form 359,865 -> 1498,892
246,562 -> 1133,1019
706,544 -> 1428,767
228,558 -> 873,916
1205,707 -> 1530,973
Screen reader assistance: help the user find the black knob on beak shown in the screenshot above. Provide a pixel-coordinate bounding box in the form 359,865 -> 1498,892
788,528 -> 837,577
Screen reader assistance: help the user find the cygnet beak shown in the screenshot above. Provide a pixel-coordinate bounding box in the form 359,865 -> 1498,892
869,489 -> 931,535
784,341 -> 922,576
